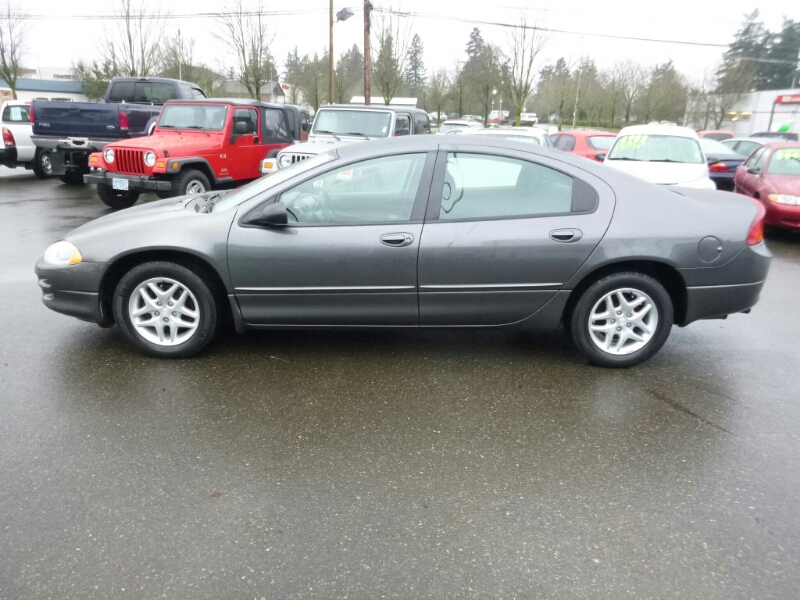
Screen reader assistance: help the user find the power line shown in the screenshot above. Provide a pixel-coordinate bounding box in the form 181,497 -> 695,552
9,8 -> 327,21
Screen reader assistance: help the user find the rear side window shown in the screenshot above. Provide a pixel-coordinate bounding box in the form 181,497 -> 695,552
554,134 -> 576,151
395,115 -> 411,136
2,105 -> 30,122
413,114 -> 429,135
107,81 -> 178,105
262,109 -> 289,139
586,136 -> 614,150
439,153 -> 596,221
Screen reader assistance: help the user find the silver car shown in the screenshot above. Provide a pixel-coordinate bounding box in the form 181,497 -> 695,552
36,136 -> 770,367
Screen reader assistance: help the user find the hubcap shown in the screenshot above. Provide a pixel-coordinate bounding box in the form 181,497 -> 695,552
588,288 -> 658,356
128,277 -> 199,346
41,153 -> 52,174
185,180 -> 206,195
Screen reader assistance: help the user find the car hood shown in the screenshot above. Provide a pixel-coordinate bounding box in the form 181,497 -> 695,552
604,160 -> 710,185
764,174 -> 800,195
110,131 -> 223,153
282,138 -> 356,155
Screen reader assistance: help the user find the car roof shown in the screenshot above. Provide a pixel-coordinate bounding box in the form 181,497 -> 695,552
760,141 -> 800,150
553,129 -> 615,137
617,124 -> 699,139
319,104 -> 428,115
460,127 -> 546,138
441,120 -> 479,125
699,130 -> 735,135
163,98 -> 292,110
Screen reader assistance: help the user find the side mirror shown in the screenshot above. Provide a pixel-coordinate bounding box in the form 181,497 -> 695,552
594,152 -> 606,161
706,155 -> 720,165
243,202 -> 289,227
746,167 -> 761,175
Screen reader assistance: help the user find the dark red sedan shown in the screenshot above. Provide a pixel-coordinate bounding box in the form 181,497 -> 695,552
551,130 -> 617,162
734,142 -> 800,229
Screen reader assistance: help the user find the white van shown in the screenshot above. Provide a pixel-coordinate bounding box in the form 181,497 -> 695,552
603,125 -> 715,189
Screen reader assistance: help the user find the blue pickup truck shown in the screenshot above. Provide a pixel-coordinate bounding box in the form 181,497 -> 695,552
31,77 -> 206,184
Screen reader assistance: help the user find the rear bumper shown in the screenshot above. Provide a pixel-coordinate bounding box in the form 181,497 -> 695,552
31,135 -> 118,152
35,259 -> 112,326
710,172 -> 735,191
683,281 -> 765,325
0,146 -> 17,164
85,171 -> 172,191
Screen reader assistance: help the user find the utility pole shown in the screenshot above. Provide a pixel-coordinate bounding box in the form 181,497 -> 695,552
572,38 -> 584,129
792,48 -> 800,89
329,0 -> 334,105
364,1 -> 372,105
177,29 -> 182,81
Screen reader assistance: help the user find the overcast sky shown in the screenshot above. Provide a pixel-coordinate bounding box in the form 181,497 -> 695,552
21,0 -> 794,82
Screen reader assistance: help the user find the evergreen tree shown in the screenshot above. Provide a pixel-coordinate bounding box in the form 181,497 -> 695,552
404,33 -> 427,96
718,11 -> 771,92
466,27 -> 484,59
763,19 -> 800,89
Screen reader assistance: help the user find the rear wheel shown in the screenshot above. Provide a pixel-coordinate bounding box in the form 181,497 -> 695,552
97,184 -> 140,209
33,149 -> 52,179
172,169 -> 210,197
112,261 -> 217,358
569,272 -> 673,368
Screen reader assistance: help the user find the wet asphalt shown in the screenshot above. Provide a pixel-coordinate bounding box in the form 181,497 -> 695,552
1,171 -> 800,600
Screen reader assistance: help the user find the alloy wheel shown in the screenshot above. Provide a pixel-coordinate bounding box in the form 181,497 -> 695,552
128,277 -> 199,346
587,288 -> 658,356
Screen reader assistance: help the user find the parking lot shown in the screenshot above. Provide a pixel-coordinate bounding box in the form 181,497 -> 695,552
2,172 -> 800,599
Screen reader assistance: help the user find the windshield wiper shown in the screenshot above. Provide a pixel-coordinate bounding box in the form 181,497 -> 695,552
608,157 -> 642,161
184,125 -> 206,130
344,132 -> 368,138
158,124 -> 175,128
649,159 -> 683,163
314,130 -> 341,141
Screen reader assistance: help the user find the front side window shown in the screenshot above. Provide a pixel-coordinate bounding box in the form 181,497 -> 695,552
745,147 -> 766,167
233,108 -> 258,135
554,134 -> 576,151
439,153 -> 587,221
607,134 -> 703,164
752,148 -> 770,171
158,104 -> 228,131
280,153 -> 427,225
766,148 -> 800,175
312,109 -> 392,138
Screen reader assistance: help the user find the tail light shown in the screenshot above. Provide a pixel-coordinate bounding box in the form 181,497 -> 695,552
118,110 -> 129,131
28,104 -> 34,124
708,162 -> 729,173
746,199 -> 766,245
2,127 -> 14,147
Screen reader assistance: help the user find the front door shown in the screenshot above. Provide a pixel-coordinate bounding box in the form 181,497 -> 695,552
418,150 -> 614,326
229,107 -> 263,180
228,152 -> 436,325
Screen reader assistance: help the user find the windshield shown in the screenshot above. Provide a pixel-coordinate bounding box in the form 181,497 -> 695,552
586,136 -> 615,150
312,109 -> 392,138
439,123 -> 470,133
212,153 -> 336,213
159,104 -> 228,131
608,134 -> 704,164
766,148 -> 800,175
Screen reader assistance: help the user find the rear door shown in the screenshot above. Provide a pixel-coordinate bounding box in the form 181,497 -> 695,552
417,148 -> 614,326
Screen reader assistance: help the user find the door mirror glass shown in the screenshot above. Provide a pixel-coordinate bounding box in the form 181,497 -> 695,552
243,201 -> 289,227
747,167 -> 761,175
594,152 -> 607,161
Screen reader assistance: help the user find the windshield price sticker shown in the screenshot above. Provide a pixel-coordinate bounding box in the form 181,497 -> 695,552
774,148 -> 800,161
617,135 -> 649,150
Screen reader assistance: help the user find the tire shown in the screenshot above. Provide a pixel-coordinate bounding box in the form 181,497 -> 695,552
112,261 -> 218,358
33,148 -> 53,179
59,170 -> 85,185
172,169 -> 210,197
155,190 -> 173,200
97,184 -> 141,209
569,272 -> 673,368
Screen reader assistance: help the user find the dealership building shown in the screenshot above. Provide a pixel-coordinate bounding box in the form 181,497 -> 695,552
0,67 -> 87,103
721,88 -> 800,136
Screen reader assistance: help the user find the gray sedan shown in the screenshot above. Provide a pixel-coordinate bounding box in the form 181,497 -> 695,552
35,136 -> 770,367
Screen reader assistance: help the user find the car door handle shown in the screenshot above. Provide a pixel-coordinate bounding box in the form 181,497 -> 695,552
550,229 -> 583,243
380,233 -> 414,247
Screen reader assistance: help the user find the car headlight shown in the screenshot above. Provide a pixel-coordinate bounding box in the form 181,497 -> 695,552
278,154 -> 292,168
144,151 -> 156,167
104,148 -> 115,164
768,194 -> 800,206
43,241 -> 82,266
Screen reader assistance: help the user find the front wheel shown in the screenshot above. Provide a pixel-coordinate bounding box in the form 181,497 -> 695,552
112,262 -> 218,358
97,184 -> 140,209
172,169 -> 211,197
569,272 -> 673,368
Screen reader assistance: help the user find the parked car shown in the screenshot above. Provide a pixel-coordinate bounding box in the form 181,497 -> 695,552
261,105 -> 431,174
36,135 -> 769,367
721,137 -> 773,158
698,138 -> 746,191
551,130 -> 616,162
0,100 -> 47,176
698,130 -> 736,141
438,120 -> 483,134
31,77 -> 206,185
453,126 -> 555,147
85,99 -> 298,208
603,125 -> 716,189
751,131 -> 799,142
734,142 -> 800,230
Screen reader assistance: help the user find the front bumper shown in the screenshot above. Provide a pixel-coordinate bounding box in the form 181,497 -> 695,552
84,170 -> 172,191
764,201 -> 800,229
35,259 -> 112,326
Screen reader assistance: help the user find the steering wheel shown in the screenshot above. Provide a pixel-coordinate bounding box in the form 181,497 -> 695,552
317,189 -> 336,222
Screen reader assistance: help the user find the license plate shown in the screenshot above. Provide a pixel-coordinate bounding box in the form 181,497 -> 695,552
112,178 -> 129,191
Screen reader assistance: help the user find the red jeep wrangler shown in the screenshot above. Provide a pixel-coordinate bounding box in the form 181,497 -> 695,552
85,99 -> 303,209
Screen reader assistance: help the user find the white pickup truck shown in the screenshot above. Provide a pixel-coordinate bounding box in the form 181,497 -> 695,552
0,101 -> 49,177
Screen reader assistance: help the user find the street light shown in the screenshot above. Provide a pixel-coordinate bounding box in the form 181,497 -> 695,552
492,87 -> 497,120
329,4 -> 355,105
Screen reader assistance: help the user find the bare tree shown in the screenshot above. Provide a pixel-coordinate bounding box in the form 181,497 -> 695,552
215,0 -> 274,99
502,13 -> 546,125
426,68 -> 449,120
0,1 -> 26,100
447,62 -> 467,117
616,60 -> 647,124
372,12 -> 411,105
101,0 -> 167,77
